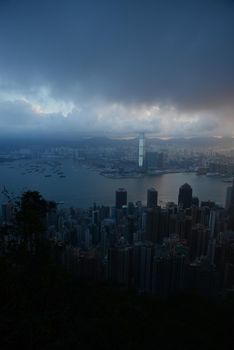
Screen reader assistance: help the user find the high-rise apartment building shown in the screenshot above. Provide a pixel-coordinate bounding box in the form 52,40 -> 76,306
115,188 -> 127,209
178,183 -> 192,209
147,187 -> 158,208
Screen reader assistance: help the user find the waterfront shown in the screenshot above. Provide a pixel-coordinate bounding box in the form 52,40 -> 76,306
0,159 -> 231,208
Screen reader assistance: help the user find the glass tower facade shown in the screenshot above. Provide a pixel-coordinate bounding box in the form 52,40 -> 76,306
138,132 -> 145,168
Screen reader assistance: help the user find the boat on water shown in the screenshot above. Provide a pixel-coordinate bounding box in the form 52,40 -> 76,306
147,170 -> 164,176
101,173 -> 143,179
196,168 -> 207,175
223,177 -> 233,183
206,172 -> 220,177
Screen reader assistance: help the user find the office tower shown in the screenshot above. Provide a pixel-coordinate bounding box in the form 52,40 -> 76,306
192,197 -> 199,207
225,186 -> 232,210
77,250 -> 101,282
99,206 -> 110,220
207,238 -> 216,265
146,151 -> 164,170
200,206 -> 210,226
145,206 -> 169,243
158,208 -> 170,239
108,246 -> 133,286
139,244 -> 154,293
170,255 -> 186,294
186,262 -> 217,297
152,253 -> 186,297
223,262 -> 234,291
84,228 -> 91,249
200,200 -> 215,209
229,178 -> 234,208
92,210 -> 99,225
208,210 -> 216,239
1,202 -> 14,223
127,202 -> 135,215
138,132 -> 145,168
157,152 -> 164,169
188,224 -> 209,261
191,205 -> 199,225
228,180 -> 234,230
147,187 -> 158,208
175,211 -> 192,240
115,188 -> 127,209
127,215 -> 135,244
178,183 -> 192,209
90,224 -> 100,246
101,219 -> 116,256
145,151 -> 158,169
133,242 -> 154,293
145,207 -> 161,243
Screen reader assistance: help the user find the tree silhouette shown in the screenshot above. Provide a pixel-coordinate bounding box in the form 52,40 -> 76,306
15,191 -> 56,251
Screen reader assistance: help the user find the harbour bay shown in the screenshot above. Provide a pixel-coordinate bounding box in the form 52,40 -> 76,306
0,159 -> 231,208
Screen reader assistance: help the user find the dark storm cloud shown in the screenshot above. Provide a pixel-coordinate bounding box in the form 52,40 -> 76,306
0,0 -> 233,111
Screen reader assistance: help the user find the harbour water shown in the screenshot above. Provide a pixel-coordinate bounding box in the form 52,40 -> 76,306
0,159 -> 231,208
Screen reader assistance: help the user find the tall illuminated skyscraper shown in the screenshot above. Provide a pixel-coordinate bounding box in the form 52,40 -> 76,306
138,132 -> 145,168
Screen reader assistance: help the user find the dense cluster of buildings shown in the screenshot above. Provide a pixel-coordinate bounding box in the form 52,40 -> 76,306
2,135 -> 234,177
2,180 -> 234,299
1,135 -> 234,298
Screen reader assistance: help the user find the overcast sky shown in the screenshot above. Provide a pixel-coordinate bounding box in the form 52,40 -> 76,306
0,0 -> 233,138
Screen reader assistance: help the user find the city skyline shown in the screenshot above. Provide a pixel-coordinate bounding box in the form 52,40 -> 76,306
1,180 -> 232,298
1,2 -> 234,346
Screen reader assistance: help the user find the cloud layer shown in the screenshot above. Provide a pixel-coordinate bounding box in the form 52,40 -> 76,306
0,0 -> 233,137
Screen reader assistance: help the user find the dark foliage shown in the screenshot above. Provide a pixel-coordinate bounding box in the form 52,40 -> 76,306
1,254 -> 234,350
15,191 -> 55,239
